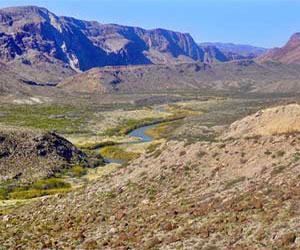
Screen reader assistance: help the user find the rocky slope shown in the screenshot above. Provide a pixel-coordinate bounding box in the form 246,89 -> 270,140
0,61 -> 33,94
0,128 -> 87,182
0,6 -> 207,78
58,60 -> 300,94
259,33 -> 300,64
1,104 -> 300,249
224,104 -> 300,138
0,59 -> 73,104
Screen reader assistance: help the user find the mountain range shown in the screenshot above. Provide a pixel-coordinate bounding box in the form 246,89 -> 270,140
0,6 -> 299,96
0,6 -> 203,72
0,6 -> 269,83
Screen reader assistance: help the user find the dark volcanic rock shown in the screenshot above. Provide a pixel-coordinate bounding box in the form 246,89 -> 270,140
34,132 -> 85,161
0,129 -> 87,182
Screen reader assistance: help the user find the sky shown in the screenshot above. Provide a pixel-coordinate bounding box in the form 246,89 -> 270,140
0,0 -> 299,48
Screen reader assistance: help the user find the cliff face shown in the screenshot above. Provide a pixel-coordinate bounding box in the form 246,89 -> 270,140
0,6 -> 206,73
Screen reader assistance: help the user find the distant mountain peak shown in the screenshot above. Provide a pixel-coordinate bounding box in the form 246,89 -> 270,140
199,42 -> 267,60
1,5 -> 52,15
259,32 -> 300,64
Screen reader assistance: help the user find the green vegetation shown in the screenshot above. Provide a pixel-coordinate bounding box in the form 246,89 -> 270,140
0,178 -> 71,200
144,121 -> 177,139
100,146 -> 140,163
0,104 -> 88,134
292,152 -> 300,163
69,165 -> 88,177
9,188 -> 70,200
276,150 -> 286,157
271,165 -> 286,176
79,141 -> 118,150
146,142 -> 162,154
31,178 -> 70,190
224,176 -> 246,190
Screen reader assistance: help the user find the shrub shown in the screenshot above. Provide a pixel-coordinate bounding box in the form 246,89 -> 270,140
179,151 -> 186,156
276,150 -> 286,157
32,178 -> 71,190
100,146 -> 140,162
264,150 -> 272,155
146,142 -> 162,154
271,165 -> 286,176
70,165 -> 87,177
0,187 -> 9,200
224,176 -> 246,190
293,152 -> 300,163
9,188 -> 70,200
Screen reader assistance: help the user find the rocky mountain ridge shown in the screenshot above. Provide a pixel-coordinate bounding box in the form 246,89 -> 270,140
0,5 -> 269,85
259,33 -> 300,64
0,6 -> 206,74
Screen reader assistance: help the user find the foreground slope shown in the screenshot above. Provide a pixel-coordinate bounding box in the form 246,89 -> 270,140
1,104 -> 300,249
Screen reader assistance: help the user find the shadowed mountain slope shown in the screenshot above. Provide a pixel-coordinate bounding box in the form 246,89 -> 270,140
0,5 -> 207,76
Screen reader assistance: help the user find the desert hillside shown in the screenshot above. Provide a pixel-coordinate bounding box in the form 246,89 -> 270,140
1,3 -> 300,250
225,103 -> 300,138
58,61 -> 300,94
1,104 -> 300,249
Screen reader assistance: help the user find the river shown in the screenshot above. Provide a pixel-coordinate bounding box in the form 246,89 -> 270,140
102,123 -> 157,164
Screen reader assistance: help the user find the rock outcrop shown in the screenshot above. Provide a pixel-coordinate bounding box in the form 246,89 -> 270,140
0,129 -> 87,182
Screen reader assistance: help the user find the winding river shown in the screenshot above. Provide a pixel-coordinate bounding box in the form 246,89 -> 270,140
102,105 -> 170,164
102,123 -> 157,164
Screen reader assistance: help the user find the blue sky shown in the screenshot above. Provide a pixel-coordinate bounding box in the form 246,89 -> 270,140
0,0 -> 299,48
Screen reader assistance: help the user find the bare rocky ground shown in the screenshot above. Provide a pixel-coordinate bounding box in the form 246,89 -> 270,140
1,104 -> 300,249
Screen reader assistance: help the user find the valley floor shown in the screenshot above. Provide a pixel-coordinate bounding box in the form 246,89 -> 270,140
1,91 -> 300,249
